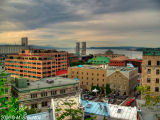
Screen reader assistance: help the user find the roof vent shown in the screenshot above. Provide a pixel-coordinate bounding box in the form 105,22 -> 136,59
47,79 -> 54,84
117,109 -> 122,113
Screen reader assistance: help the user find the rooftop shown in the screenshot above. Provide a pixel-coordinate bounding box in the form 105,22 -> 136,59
72,64 -> 137,72
13,77 -> 79,92
110,56 -> 128,61
81,99 -> 110,117
136,99 -> 160,120
143,48 -> 160,56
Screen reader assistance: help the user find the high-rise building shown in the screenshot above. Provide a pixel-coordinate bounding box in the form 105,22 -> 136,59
81,42 -> 86,55
75,42 -> 80,56
142,49 -> 160,95
5,49 -> 68,80
21,37 -> 28,47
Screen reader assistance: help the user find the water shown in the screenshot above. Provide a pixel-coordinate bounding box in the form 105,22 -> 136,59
57,48 -> 143,59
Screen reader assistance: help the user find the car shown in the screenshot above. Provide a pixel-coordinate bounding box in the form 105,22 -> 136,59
126,98 -> 135,106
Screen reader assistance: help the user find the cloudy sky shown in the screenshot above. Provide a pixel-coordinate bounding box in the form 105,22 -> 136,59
0,0 -> 160,48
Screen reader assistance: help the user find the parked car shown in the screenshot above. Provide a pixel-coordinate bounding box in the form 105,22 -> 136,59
109,99 -> 116,104
126,98 -> 135,106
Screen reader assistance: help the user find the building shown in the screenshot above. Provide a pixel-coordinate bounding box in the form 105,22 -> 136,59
5,49 -> 68,80
0,37 -> 32,55
75,42 -> 80,56
109,56 -> 128,66
127,59 -> 142,73
81,100 -> 137,120
136,99 -> 160,120
68,65 -> 138,96
94,54 -> 125,59
11,77 -> 80,112
0,70 -> 11,111
107,65 -> 138,96
81,42 -> 86,55
67,53 -> 80,67
88,56 -> 110,65
142,48 -> 160,96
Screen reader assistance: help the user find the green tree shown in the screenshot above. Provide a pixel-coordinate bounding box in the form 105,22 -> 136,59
105,84 -> 111,95
0,71 -> 27,120
24,107 -> 41,115
56,100 -> 83,120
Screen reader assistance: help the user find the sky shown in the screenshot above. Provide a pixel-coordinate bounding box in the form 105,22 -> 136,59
0,0 -> 160,48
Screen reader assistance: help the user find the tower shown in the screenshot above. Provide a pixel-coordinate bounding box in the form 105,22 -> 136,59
75,42 -> 80,56
21,37 -> 28,47
81,42 -> 86,55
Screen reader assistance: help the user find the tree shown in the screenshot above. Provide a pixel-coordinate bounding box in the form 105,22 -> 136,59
0,71 -> 27,120
105,84 -> 111,95
56,100 -> 83,120
24,107 -> 41,115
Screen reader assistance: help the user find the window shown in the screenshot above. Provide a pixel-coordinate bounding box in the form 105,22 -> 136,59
51,90 -> 57,95
42,101 -> 48,107
147,78 -> 151,83
31,104 -> 37,108
60,89 -> 65,94
156,78 -> 159,83
147,69 -> 151,74
155,87 -> 159,92
37,63 -> 41,65
97,74 -> 99,76
157,61 -> 160,66
148,60 -> 151,65
97,79 -> 99,81
41,92 -> 47,97
156,69 -> 160,75
86,82 -> 88,85
31,93 -> 37,98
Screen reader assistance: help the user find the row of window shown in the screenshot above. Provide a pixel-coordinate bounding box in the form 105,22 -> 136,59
31,101 -> 48,108
148,60 -> 160,66
147,78 -> 159,83
72,72 -> 105,76
147,69 -> 160,74
30,90 -> 65,98
81,82 -> 105,87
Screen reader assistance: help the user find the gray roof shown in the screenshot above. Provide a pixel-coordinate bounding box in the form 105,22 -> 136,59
14,77 -> 79,92
136,99 -> 160,120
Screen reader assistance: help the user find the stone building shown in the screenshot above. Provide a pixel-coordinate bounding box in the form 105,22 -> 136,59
5,49 -> 68,80
68,65 -> 138,96
142,48 -> 160,95
11,77 -> 79,112
107,66 -> 138,96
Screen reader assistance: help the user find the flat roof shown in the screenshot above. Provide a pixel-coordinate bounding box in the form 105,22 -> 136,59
13,77 -> 79,92
71,65 -> 137,72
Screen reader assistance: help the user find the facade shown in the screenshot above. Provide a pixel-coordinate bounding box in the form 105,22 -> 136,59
142,49 -> 160,96
5,49 -> 68,80
109,56 -> 128,67
107,66 -> 138,96
81,42 -> 86,55
88,56 -> 110,65
75,42 -> 80,56
67,53 -> 79,67
68,65 -> 138,96
21,37 -> 28,47
0,37 -> 32,55
12,77 -> 80,112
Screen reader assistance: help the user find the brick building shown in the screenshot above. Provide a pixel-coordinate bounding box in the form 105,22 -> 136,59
109,56 -> 128,66
12,77 -> 80,112
5,49 -> 68,80
142,49 -> 160,96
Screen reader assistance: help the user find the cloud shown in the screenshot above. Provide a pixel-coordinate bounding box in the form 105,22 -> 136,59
0,0 -> 160,47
